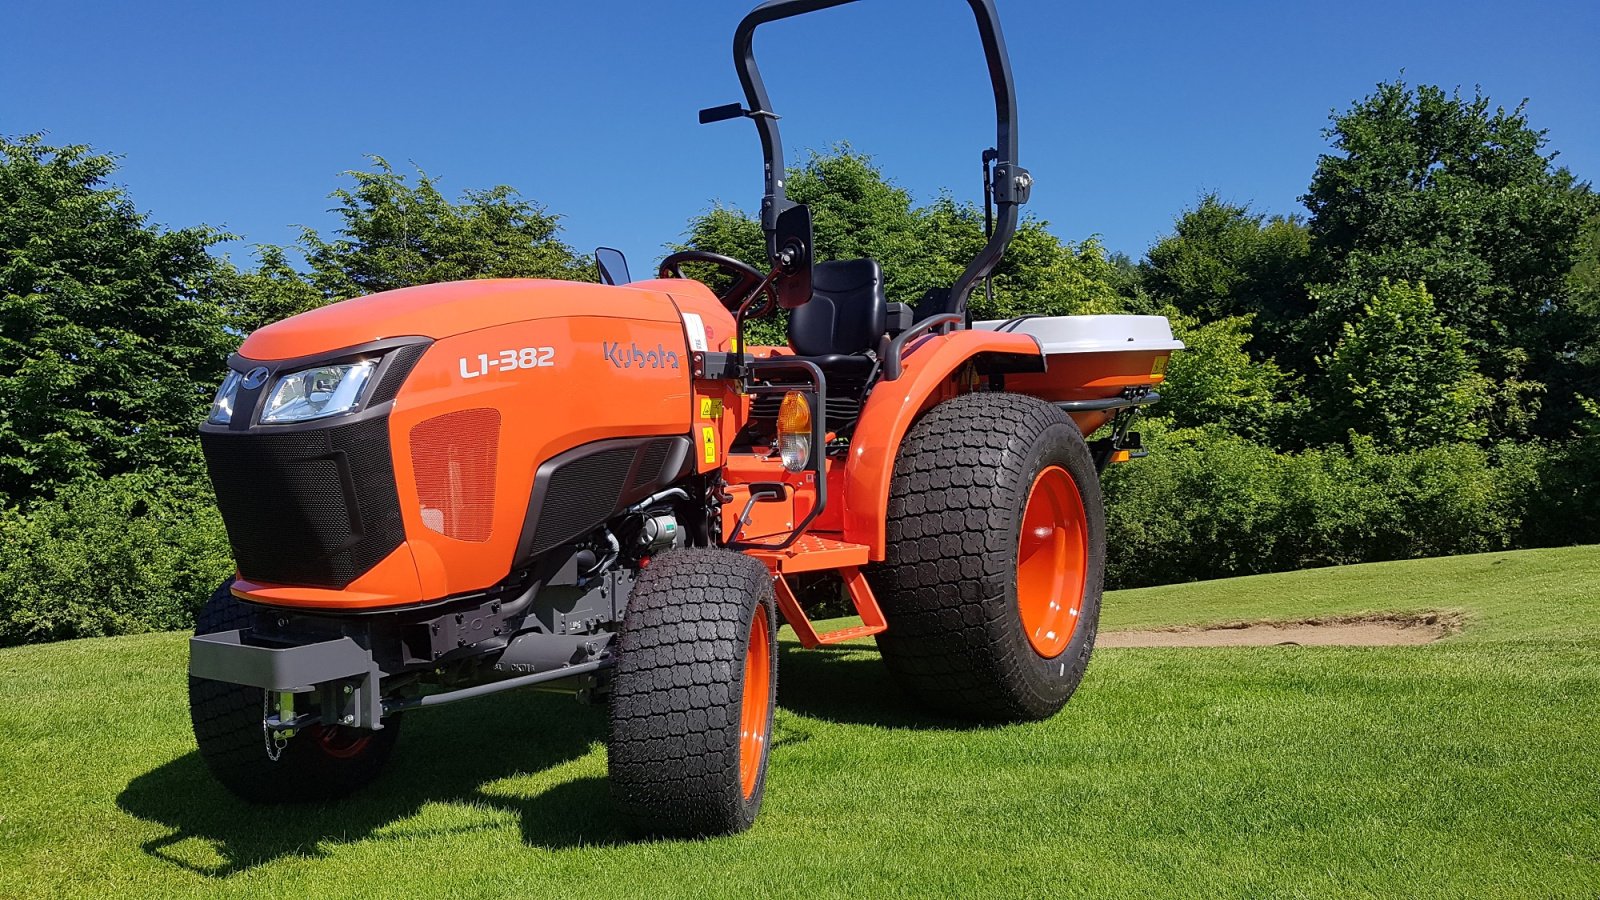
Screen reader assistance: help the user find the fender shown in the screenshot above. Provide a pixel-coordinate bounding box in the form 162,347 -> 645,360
843,329 -> 1045,558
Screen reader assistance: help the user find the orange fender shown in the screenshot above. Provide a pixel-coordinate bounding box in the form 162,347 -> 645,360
843,329 -> 1044,558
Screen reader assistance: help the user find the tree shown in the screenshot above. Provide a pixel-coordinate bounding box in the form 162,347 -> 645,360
1141,194 -> 1311,361
1154,312 -> 1300,444
222,244 -> 324,335
1302,81 -> 1596,436
225,158 -> 597,335
679,147 -> 1133,343
0,135 -> 234,506
1315,280 -> 1490,448
298,157 -> 591,303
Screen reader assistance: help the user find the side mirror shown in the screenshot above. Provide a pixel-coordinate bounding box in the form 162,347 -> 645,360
773,204 -> 813,309
595,247 -> 632,286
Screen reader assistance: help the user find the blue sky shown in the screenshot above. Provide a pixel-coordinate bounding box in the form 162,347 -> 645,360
7,0 -> 1597,272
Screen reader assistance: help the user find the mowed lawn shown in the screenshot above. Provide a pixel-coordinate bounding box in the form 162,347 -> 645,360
2,548 -> 1598,899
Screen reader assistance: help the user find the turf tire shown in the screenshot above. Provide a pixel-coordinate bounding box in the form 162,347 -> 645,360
188,581 -> 400,803
608,548 -> 778,836
870,392 -> 1105,721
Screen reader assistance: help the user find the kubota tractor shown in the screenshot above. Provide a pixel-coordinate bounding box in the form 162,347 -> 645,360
187,0 -> 1181,836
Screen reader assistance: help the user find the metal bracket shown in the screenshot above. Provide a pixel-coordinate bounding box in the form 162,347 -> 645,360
190,630 -> 372,692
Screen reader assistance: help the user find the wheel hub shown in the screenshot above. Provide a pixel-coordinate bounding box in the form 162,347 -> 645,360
1016,465 -> 1088,658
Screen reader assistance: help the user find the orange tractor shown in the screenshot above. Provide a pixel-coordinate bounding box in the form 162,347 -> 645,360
188,0 -> 1180,836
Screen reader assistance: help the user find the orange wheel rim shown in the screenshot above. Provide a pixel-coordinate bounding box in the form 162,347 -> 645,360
738,603 -> 773,800
1016,465 -> 1088,658
308,724 -> 371,759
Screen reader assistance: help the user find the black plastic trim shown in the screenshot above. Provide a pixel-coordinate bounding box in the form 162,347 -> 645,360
513,436 -> 695,566
205,336 -> 433,436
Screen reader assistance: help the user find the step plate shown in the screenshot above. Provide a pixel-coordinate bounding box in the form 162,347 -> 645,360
748,535 -> 870,574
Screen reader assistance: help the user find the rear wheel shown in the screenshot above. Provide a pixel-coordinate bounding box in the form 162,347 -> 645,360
870,392 -> 1105,721
608,548 -> 778,836
188,581 -> 400,803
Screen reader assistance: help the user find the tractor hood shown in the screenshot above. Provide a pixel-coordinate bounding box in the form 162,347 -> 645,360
237,278 -> 684,361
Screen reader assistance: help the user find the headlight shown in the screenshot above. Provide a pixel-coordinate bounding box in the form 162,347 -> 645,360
207,370 -> 244,424
261,360 -> 378,424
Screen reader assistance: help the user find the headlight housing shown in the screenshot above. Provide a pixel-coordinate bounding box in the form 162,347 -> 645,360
261,360 -> 379,424
206,370 -> 245,424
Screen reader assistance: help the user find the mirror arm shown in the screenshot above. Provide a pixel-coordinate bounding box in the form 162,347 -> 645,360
732,267 -> 782,377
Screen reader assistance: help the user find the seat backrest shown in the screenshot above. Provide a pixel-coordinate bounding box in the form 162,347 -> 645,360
787,258 -> 888,357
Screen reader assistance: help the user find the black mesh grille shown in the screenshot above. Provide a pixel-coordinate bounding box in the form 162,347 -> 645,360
528,447 -> 634,556
750,393 -> 862,428
631,440 -> 672,490
369,343 -> 429,406
202,418 -> 405,588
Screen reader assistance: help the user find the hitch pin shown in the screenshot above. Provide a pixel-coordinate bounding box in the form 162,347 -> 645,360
276,691 -> 297,739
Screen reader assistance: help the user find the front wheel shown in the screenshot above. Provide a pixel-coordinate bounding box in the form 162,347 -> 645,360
870,392 -> 1106,721
608,548 -> 778,836
188,581 -> 401,803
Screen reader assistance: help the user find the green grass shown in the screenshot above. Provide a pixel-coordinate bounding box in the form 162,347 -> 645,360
2,547 -> 1598,899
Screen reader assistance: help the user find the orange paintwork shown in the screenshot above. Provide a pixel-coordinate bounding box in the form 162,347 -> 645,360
231,542 -> 423,608
223,272 -> 1160,616
771,567 -> 886,648
747,533 -> 870,574
842,328 -> 1045,559
1005,349 -> 1169,402
232,279 -> 704,609
1016,465 -> 1088,657
738,604 -> 772,799
240,279 -> 692,361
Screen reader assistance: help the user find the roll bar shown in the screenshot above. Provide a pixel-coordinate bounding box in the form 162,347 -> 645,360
711,0 -> 1031,322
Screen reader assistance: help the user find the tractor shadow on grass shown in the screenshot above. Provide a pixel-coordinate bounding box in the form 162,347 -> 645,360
774,641 -> 984,732
117,644 -> 973,876
117,689 -> 635,876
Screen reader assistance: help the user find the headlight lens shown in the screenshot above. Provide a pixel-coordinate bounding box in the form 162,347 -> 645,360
261,360 -> 378,424
207,370 -> 244,424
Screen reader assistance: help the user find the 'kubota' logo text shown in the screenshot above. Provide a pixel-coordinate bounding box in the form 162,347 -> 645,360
603,341 -> 680,370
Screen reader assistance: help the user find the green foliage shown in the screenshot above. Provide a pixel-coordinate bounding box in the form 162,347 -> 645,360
0,135 -> 234,506
679,148 -> 1133,345
0,472 -> 233,647
1302,81 -> 1596,437
285,157 -> 592,307
1102,423 -> 1559,588
1142,194 -> 1311,358
227,157 -> 597,337
1153,312 -> 1300,444
1314,280 -> 1491,448
222,245 -> 324,336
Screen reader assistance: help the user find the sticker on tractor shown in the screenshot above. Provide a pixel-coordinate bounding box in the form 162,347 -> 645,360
701,425 -> 718,463
682,313 -> 709,352
699,397 -> 724,419
1151,355 -> 1169,377
459,347 -> 555,379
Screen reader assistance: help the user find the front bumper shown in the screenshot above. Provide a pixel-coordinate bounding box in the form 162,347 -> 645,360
190,628 -> 385,728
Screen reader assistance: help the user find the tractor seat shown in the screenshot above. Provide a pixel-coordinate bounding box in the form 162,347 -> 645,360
740,258 -> 887,437
786,258 -> 887,378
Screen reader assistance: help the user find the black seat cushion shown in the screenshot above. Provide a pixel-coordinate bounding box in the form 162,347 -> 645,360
788,259 -> 888,358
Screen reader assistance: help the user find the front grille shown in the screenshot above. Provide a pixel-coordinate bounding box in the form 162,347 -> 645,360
202,418 -> 405,588
410,408 -> 501,543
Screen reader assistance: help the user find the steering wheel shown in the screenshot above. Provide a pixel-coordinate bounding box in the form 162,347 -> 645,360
658,250 -> 775,316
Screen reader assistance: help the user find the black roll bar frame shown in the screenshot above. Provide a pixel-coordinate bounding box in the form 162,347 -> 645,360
721,0 -> 1030,322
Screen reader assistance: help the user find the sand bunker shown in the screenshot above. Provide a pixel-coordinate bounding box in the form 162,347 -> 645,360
1099,611 -> 1462,648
